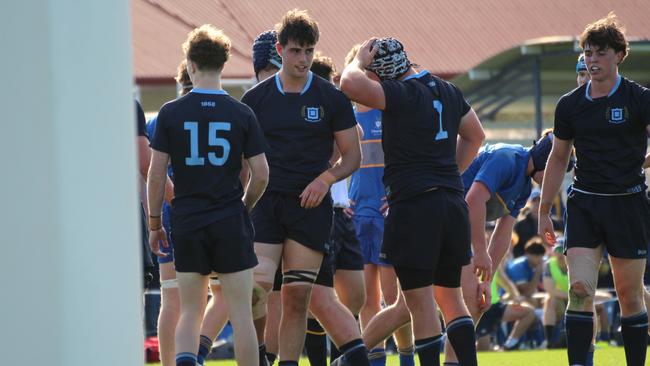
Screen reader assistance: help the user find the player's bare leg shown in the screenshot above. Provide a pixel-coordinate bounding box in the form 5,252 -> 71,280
360,264 -> 382,329
175,273 -> 209,365
196,281 -> 229,365
609,256 -> 648,366
264,291 -> 281,363
278,239 -> 322,362
362,289 -> 410,350
400,285 -> 446,366
219,268 -> 259,366
502,302 -> 536,348
157,262 -> 180,366
435,286 -> 478,366
564,247 -> 601,365
310,285 -> 364,348
443,264 -> 480,363
380,267 -> 414,364
253,243 -> 283,365
334,269 -> 366,317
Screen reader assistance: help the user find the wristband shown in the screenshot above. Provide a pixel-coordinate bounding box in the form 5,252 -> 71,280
539,202 -> 552,215
149,214 -> 161,218
149,225 -> 163,231
148,215 -> 162,229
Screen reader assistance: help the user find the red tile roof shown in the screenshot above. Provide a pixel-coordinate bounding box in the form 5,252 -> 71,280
133,0 -> 650,84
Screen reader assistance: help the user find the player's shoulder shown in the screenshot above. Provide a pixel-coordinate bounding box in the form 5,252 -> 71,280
621,76 -> 649,98
430,73 -> 456,90
158,93 -> 191,117
482,143 -> 526,160
242,76 -> 276,102
221,93 -> 256,113
311,74 -> 345,97
411,71 -> 456,92
511,256 -> 528,267
230,97 -> 258,123
558,84 -> 586,107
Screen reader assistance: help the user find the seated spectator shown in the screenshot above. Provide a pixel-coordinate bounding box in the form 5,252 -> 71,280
505,238 -> 546,301
512,189 -> 561,257
476,268 -> 537,351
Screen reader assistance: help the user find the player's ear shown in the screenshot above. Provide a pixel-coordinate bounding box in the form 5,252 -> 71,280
275,42 -> 283,57
615,50 -> 624,65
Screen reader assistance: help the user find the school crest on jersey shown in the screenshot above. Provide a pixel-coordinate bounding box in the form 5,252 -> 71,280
302,106 -> 324,122
606,107 -> 628,124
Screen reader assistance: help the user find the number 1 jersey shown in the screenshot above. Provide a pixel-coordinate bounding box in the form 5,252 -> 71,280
381,71 -> 470,203
150,89 -> 266,233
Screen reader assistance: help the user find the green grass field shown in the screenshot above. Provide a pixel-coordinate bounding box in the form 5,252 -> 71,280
150,343 -> 643,366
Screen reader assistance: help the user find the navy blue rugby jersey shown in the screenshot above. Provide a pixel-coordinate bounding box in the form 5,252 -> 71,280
241,71 -> 356,194
136,100 -> 147,138
554,76 -> 650,194
150,89 -> 266,233
381,70 -> 471,203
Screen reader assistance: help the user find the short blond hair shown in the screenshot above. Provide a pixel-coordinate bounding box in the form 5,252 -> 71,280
311,52 -> 337,81
344,44 -> 361,67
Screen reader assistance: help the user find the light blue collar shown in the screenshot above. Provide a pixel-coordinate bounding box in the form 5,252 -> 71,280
275,71 -> 313,95
190,88 -> 228,95
402,70 -> 429,81
585,74 -> 621,101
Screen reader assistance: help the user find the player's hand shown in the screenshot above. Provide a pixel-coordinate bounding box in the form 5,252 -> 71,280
300,177 -> 330,209
477,280 -> 492,313
380,196 -> 389,217
343,200 -> 355,218
355,38 -> 379,68
148,227 -> 169,258
473,249 -> 492,282
538,214 -> 556,245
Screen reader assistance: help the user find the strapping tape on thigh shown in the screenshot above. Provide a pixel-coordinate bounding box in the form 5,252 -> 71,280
283,270 -> 318,284
160,279 -> 178,289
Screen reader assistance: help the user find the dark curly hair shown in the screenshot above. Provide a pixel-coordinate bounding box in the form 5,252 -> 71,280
310,52 -> 336,81
579,12 -> 629,62
276,9 -> 319,47
182,24 -> 231,71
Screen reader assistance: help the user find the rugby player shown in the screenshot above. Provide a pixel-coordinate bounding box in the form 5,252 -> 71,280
361,129 -> 571,364
147,24 -> 269,366
539,13 -> 650,366
145,60 -> 190,366
193,30 -> 285,366
344,43 -> 415,366
340,37 -> 485,366
241,10 -> 366,366
298,52 -> 368,366
576,54 -> 589,87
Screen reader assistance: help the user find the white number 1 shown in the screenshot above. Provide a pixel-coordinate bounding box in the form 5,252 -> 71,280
432,100 -> 448,141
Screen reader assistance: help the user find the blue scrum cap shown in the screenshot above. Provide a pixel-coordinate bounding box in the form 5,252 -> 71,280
576,54 -> 587,73
252,30 -> 282,76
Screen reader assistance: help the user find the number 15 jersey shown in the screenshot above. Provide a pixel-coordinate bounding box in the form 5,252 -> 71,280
150,89 -> 266,234
381,70 -> 471,203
